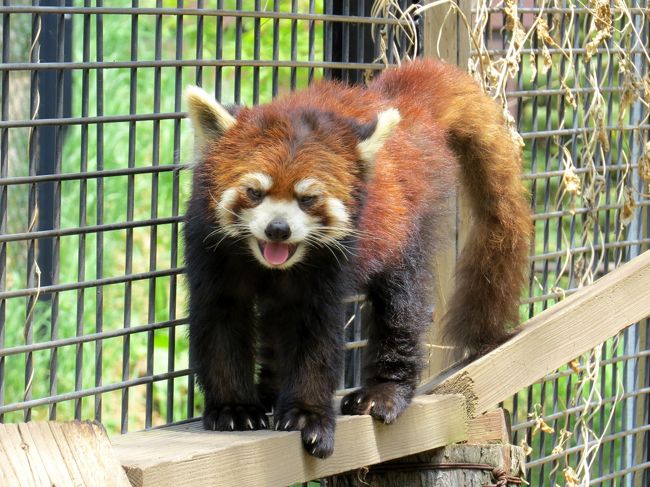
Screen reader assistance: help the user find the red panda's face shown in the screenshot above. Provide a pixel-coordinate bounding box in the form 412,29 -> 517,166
185,86 -> 400,270
215,169 -> 353,269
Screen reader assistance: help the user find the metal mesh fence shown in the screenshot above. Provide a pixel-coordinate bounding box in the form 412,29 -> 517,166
367,1 -> 650,484
471,0 -> 650,484
0,0 -> 411,434
0,0 -> 648,485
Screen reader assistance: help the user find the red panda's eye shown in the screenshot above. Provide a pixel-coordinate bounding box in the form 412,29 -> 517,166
246,188 -> 264,202
298,195 -> 317,208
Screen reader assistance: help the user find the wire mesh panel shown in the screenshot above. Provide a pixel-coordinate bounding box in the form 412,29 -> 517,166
1,1 -> 649,485
470,0 -> 649,484
0,0 -> 413,434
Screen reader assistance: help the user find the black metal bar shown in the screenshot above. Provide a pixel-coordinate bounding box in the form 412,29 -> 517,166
36,0 -> 59,294
145,0 -> 163,429
0,0 -> 10,424
167,0 -> 183,427
0,6 -> 411,24
74,0 -> 91,423
24,1 -> 41,423
0,58 -> 392,71
120,0 -> 139,434
234,0 -> 242,103
94,0 -> 104,422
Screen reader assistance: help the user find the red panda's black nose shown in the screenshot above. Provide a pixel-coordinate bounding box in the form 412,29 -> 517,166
265,219 -> 291,241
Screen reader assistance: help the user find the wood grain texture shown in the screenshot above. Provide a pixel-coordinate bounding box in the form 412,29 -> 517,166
421,0 -> 472,380
327,444 -> 526,487
0,421 -> 131,487
112,395 -> 468,487
425,249 -> 650,415
467,409 -> 511,445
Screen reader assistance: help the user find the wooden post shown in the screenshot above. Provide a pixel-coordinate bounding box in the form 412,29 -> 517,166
326,444 -> 526,487
421,0 -> 473,380
327,409 -> 525,487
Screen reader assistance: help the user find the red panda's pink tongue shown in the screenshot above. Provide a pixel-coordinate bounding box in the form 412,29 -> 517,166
263,242 -> 290,265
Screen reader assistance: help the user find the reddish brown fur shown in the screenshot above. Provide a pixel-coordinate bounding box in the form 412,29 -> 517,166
196,58 -> 531,353
185,59 -> 532,458
372,60 -> 532,351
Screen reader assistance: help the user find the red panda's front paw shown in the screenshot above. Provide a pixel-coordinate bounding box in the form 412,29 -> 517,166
202,403 -> 268,431
341,382 -> 414,424
274,406 -> 335,459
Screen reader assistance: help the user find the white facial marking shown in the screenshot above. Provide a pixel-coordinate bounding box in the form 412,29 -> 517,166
216,175 -> 353,269
240,197 -> 317,243
216,187 -> 240,235
325,197 -> 351,237
242,172 -> 273,192
294,178 -> 322,196
239,197 -> 318,269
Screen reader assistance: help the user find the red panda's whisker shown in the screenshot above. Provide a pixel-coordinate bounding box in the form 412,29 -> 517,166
317,226 -> 380,241
308,234 -> 356,260
208,233 -> 250,252
218,205 -> 242,219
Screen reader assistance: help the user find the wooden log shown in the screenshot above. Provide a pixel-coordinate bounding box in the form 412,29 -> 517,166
112,395 -> 468,487
467,409 -> 512,445
326,444 -> 526,487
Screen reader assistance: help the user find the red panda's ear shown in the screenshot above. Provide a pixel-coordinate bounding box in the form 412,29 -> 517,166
184,86 -> 237,144
356,108 -> 401,178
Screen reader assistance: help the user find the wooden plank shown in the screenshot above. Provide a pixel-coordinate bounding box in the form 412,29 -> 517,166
0,434 -> 21,487
467,409 -> 511,445
0,422 -> 36,487
3,423 -> 46,487
327,444 -> 526,486
112,394 -> 468,487
422,249 -> 650,416
47,421 -> 88,486
87,421 -> 134,487
25,422 -> 73,487
0,421 -> 130,487
59,421 -> 132,487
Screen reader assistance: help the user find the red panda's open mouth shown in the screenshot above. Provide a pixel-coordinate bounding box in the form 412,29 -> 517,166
257,240 -> 298,266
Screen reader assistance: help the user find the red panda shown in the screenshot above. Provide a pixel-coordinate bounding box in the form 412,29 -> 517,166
183,58 -> 531,458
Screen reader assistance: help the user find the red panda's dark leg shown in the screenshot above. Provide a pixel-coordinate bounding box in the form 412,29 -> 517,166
262,288 -> 345,459
188,283 -> 268,431
185,214 -> 267,431
341,241 -> 433,423
256,342 -> 278,413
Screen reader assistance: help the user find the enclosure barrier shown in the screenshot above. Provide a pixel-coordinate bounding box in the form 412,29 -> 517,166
1,1 -> 649,484
110,250 -> 650,487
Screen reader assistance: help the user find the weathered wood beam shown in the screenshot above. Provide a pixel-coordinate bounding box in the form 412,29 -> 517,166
112,394 -> 468,487
422,249 -> 650,416
0,421 -> 131,487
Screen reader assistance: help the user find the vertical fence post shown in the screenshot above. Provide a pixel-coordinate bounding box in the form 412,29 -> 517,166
325,0 -> 375,84
36,0 -> 72,295
420,0 -> 472,380
327,409 -> 526,486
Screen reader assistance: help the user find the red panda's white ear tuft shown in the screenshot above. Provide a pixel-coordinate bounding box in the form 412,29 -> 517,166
356,108 -> 401,177
184,85 -> 236,144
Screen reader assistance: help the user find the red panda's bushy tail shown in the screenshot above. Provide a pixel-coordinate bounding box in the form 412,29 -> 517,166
376,60 -> 532,356
432,63 -> 531,356
442,83 -> 531,356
